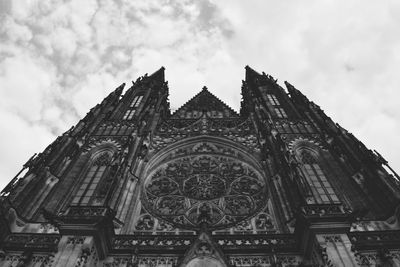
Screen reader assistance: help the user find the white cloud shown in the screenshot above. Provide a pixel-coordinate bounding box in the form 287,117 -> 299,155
0,111 -> 55,188
0,0 -> 400,191
0,52 -> 55,122
1,17 -> 33,43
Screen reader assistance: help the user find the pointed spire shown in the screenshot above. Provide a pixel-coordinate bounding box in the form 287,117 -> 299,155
285,81 -> 299,94
245,65 -> 262,81
126,67 -> 167,97
101,83 -> 125,106
245,66 -> 278,85
112,82 -> 125,97
285,81 -> 309,104
148,66 -> 165,83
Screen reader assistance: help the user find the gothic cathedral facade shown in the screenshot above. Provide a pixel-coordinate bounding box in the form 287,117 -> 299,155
1,67 -> 400,266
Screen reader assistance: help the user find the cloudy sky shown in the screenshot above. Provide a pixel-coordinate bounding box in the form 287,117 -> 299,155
0,0 -> 399,189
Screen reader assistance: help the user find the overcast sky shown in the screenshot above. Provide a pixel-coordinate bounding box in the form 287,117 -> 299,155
0,0 -> 399,190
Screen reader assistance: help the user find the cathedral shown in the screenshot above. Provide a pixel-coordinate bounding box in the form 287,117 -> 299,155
1,66 -> 400,266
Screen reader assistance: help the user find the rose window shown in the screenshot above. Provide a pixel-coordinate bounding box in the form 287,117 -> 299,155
183,174 -> 226,200
142,154 -> 267,230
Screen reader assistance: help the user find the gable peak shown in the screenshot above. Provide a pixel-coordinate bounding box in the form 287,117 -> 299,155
171,87 -> 239,119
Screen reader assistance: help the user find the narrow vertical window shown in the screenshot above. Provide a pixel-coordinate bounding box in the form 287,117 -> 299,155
123,109 -> 135,120
275,107 -> 287,118
267,94 -> 288,118
298,150 -> 339,204
72,152 -> 111,206
130,95 -> 143,108
123,95 -> 143,120
267,94 -> 280,105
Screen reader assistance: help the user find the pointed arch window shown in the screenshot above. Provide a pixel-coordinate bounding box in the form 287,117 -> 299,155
72,152 -> 112,206
298,150 -> 340,204
123,95 -> 143,120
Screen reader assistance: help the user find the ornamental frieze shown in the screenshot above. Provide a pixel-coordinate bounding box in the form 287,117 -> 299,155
156,142 -> 248,164
112,235 -> 195,250
229,255 -> 302,266
215,233 -> 297,251
149,117 -> 260,155
103,256 -> 178,266
94,120 -> 136,136
2,233 -> 60,252
81,136 -> 128,153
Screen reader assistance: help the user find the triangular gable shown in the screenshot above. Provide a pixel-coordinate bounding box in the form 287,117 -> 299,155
171,87 -> 239,119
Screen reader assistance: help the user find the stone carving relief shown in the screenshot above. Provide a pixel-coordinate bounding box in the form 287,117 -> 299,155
135,215 -> 155,231
103,256 -> 178,267
142,145 -> 268,230
133,207 -> 187,234
213,208 -> 276,235
149,117 -> 260,156
82,137 -> 127,154
255,213 -> 275,231
354,250 -> 400,266
229,255 -> 301,267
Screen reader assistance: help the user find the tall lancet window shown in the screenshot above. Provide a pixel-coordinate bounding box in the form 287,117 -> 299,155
72,152 -> 112,206
123,94 -> 143,120
267,94 -> 280,105
266,93 -> 287,118
298,150 -> 340,204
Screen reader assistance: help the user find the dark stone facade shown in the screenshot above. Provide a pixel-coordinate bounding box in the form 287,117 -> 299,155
1,66 -> 400,266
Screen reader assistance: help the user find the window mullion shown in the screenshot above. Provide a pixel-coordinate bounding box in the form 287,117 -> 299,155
80,165 -> 101,205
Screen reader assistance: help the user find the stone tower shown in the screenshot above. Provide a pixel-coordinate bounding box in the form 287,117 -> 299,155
1,66 -> 400,266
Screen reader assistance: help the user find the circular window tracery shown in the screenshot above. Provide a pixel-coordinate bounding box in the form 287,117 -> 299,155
142,151 -> 268,230
183,174 -> 226,200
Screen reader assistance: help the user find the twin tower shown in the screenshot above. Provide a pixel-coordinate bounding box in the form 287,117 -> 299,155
1,67 -> 400,266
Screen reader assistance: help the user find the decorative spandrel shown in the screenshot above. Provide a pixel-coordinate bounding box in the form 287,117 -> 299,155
142,152 -> 268,230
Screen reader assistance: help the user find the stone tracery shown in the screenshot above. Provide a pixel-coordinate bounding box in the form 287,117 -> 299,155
142,141 -> 268,230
